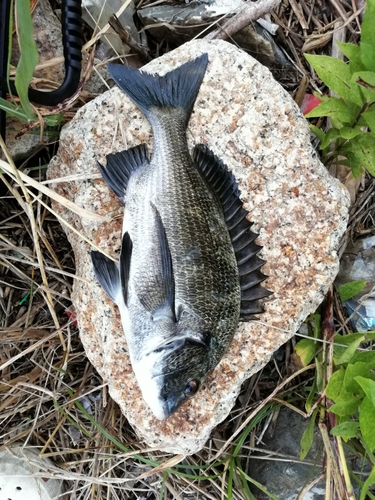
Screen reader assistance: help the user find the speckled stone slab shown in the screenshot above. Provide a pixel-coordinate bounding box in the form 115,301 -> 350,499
48,39 -> 350,454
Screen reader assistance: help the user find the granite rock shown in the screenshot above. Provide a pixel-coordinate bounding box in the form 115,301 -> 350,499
48,39 -> 350,454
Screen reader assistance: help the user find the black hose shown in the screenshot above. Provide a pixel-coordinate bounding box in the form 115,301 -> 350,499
27,0 -> 82,106
0,0 -> 82,116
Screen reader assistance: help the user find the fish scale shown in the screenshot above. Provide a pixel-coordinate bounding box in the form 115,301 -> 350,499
91,54 -> 270,420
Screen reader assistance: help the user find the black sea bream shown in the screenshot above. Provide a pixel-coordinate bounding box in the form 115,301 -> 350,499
91,54 -> 270,420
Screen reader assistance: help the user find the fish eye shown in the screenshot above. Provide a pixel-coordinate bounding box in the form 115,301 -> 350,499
184,380 -> 199,397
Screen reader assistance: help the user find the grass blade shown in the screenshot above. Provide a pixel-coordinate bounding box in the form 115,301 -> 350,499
14,0 -> 38,119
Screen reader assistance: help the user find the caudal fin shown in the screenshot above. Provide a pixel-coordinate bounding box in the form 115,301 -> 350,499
108,54 -> 209,122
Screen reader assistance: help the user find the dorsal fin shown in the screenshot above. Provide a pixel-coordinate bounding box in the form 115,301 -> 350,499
193,144 -> 272,319
97,144 -> 149,203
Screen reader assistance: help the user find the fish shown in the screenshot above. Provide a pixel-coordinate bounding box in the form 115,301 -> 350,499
91,54 -> 271,420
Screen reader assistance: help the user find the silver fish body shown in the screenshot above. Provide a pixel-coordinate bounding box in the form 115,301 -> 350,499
92,55 -> 270,419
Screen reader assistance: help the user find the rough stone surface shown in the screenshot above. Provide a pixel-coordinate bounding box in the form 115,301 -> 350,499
48,40 -> 350,454
249,408 -> 325,499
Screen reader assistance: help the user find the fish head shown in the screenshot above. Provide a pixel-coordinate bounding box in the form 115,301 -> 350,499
134,319 -> 212,420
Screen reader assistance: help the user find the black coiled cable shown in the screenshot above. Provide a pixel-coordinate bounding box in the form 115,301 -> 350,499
0,0 -> 83,140
27,0 -> 82,106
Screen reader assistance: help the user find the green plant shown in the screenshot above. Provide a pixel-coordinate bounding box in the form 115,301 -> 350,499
304,0 -> 375,178
295,282 -> 375,499
0,0 -> 64,127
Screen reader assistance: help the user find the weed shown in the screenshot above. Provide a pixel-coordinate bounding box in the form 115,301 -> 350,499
304,0 -> 375,178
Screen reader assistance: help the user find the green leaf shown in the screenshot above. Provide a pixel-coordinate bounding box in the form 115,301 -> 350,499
345,151 -> 365,178
355,376 -> 375,406
338,280 -> 367,301
343,362 -> 374,394
330,421 -> 359,439
360,0 -> 375,71
339,126 -> 363,140
305,54 -> 363,107
337,42 -> 366,73
329,396 -> 361,417
14,0 -> 39,119
320,127 -> 342,150
326,368 -> 345,401
305,96 -> 356,124
0,97 -> 30,121
305,374 -> 318,414
360,465 -> 375,500
237,469 -> 280,500
350,133 -> 375,176
333,333 -> 366,365
310,124 -> 326,143
294,339 -> 317,367
351,350 -> 375,365
44,113 -> 64,127
362,108 -> 375,132
359,396 -> 375,452
352,71 -> 375,104
300,408 -> 318,460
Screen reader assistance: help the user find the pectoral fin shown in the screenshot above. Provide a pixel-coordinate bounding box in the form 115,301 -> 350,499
137,203 -> 175,322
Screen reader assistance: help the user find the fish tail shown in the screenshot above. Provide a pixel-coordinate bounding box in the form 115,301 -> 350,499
108,54 -> 209,122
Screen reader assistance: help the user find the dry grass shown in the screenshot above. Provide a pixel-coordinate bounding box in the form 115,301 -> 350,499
1,0 -> 374,499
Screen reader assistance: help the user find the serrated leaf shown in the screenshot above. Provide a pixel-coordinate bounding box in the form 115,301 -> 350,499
338,280 -> 367,301
305,97 -> 355,124
352,71 -> 375,104
330,421 -> 359,439
337,42 -> 366,73
359,396 -> 375,452
300,408 -> 318,460
339,126 -> 363,140
305,54 -> 363,107
333,333 -> 366,365
294,339 -> 317,367
355,376 -> 375,406
326,368 -> 345,401
0,97 -> 30,121
360,0 -> 375,72
14,0 -> 38,119
310,124 -> 326,143
362,108 -> 375,132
